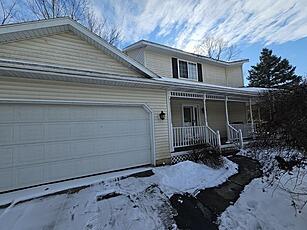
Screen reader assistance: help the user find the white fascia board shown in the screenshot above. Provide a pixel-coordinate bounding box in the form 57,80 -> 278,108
0,18 -> 160,79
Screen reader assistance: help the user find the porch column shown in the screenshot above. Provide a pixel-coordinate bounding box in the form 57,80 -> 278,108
167,91 -> 174,152
225,96 -> 230,142
203,94 -> 209,142
249,98 -> 254,134
203,94 -> 208,126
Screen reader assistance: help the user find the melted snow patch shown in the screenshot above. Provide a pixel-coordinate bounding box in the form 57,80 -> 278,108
153,158 -> 238,195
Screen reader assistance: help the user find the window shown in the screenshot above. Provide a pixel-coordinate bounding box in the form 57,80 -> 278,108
188,63 -> 197,80
179,60 -> 188,78
183,107 -> 192,122
178,60 -> 198,80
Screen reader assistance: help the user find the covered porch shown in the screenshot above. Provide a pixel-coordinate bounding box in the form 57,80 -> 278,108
167,91 -> 257,152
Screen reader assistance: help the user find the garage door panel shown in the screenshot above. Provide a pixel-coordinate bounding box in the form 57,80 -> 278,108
16,165 -> 44,187
0,104 -> 15,122
0,103 -> 152,191
4,135 -> 151,168
45,142 -> 71,161
0,147 -> 13,168
14,144 -> 45,166
0,125 -> 13,145
16,105 -> 45,122
45,123 -> 71,140
0,168 -> 13,190
46,106 -> 71,121
15,124 -> 45,143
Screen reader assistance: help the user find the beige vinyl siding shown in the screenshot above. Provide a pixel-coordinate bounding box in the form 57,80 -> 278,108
135,48 -> 245,87
125,48 -> 145,65
203,63 -> 227,86
0,32 -> 142,78
228,102 -> 247,123
144,49 -> 172,77
0,77 -> 170,161
226,66 -> 244,87
206,101 -> 227,137
170,98 -> 204,127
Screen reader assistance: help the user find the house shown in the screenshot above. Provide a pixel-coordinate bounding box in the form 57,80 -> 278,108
0,18 -> 260,192
124,40 -> 259,150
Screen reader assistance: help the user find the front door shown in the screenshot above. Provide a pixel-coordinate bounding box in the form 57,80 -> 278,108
183,105 -> 199,126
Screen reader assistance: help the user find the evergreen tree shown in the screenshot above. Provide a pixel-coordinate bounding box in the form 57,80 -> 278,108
247,48 -> 301,88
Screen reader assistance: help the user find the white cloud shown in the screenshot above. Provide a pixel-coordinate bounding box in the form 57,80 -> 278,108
93,0 -> 307,51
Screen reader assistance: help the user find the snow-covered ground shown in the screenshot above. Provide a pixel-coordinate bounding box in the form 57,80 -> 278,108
219,149 -> 307,230
0,158 -> 238,230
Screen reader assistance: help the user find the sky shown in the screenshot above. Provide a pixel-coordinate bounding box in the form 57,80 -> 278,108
92,0 -> 307,85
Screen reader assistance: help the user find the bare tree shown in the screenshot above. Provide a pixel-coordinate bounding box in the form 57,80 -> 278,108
25,0 -> 121,46
194,36 -> 240,61
0,0 -> 17,25
26,0 -> 88,20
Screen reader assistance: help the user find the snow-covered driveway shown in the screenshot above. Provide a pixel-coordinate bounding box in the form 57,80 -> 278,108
0,159 -> 238,230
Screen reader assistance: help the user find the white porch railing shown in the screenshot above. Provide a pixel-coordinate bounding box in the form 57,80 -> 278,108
172,126 -> 221,149
228,124 -> 243,148
230,123 -> 255,139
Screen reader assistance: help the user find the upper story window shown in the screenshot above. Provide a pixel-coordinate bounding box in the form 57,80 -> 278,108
178,60 -> 198,80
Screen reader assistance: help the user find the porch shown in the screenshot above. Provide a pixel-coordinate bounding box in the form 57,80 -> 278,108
167,91 -> 257,152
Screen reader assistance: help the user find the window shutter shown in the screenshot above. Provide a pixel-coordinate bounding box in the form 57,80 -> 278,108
172,58 -> 178,78
197,63 -> 203,82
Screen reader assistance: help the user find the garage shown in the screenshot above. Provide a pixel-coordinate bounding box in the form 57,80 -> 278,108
0,102 -> 153,192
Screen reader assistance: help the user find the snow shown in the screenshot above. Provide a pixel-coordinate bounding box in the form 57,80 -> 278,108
0,166 -> 152,207
219,148 -> 307,230
219,175 -> 307,230
153,159 -> 238,195
0,158 -> 237,230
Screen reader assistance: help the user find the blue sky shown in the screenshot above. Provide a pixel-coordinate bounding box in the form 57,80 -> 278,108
92,0 -> 307,84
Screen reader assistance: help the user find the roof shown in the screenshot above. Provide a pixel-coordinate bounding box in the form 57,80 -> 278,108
0,59 -> 262,97
123,40 -> 249,67
0,17 -> 160,79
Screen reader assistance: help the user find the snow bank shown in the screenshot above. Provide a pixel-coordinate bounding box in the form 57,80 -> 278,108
219,148 -> 307,230
219,175 -> 307,230
153,158 -> 238,195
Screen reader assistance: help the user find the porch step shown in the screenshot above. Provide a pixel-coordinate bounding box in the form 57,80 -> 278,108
221,148 -> 240,156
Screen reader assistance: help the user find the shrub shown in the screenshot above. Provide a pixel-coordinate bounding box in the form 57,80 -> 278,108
189,143 -> 224,169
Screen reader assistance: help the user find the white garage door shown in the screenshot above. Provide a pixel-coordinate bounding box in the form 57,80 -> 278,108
0,103 -> 152,192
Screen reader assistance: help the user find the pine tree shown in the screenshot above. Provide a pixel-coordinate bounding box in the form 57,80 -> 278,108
247,48 -> 301,88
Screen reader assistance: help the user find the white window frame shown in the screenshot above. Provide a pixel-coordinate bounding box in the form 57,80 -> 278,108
177,59 -> 198,81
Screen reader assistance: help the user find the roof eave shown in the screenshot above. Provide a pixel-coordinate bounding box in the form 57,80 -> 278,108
0,59 -> 259,97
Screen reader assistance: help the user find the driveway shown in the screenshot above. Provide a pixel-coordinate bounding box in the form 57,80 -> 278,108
0,158 -> 238,230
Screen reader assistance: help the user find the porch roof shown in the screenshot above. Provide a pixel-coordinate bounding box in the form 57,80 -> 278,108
159,77 -> 268,96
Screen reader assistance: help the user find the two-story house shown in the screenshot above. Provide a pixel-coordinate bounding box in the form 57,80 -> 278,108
124,40 -> 258,152
0,18 -> 260,192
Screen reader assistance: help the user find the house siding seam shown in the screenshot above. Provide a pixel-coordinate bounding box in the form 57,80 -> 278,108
0,77 -> 170,161
0,32 -> 142,78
